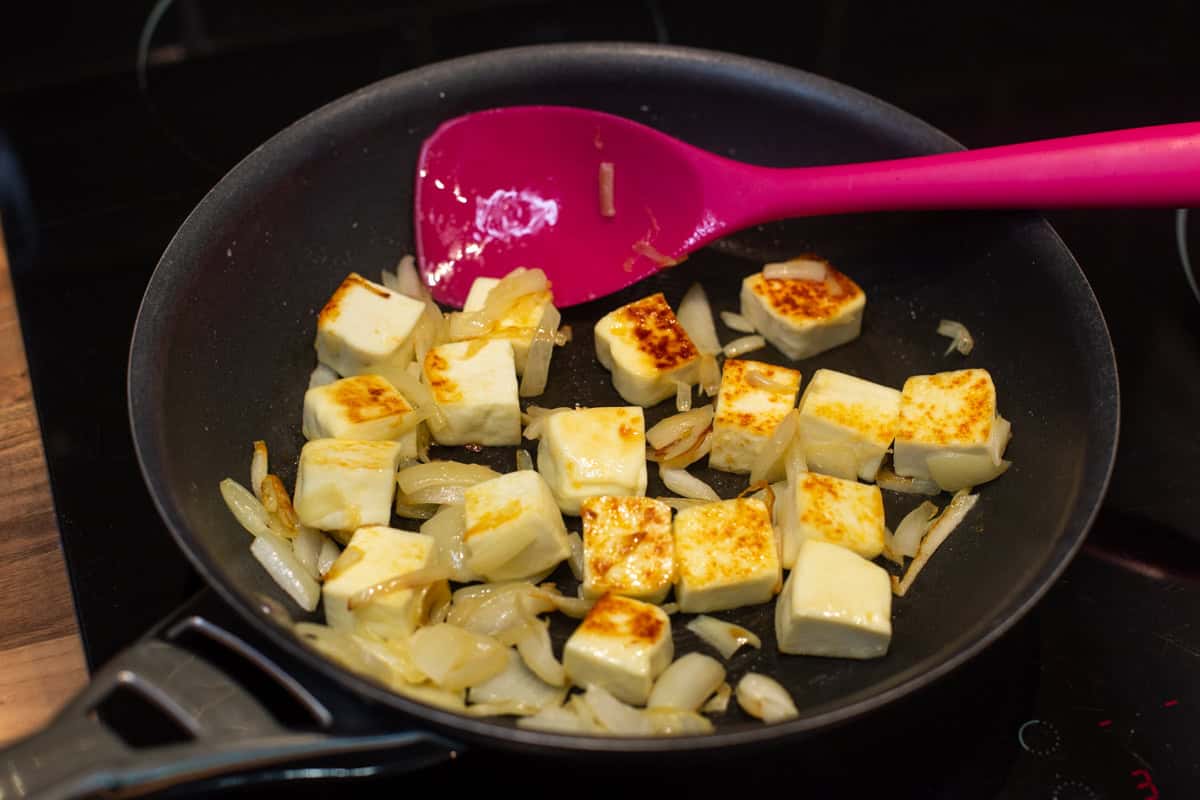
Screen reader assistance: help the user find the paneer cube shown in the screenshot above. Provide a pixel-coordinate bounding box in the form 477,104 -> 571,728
322,526 -> 448,640
580,496 -> 675,603
463,470 -> 571,582
594,293 -> 701,406
456,277 -> 554,376
893,369 -> 1012,491
782,472 -> 885,567
709,359 -> 802,474
293,439 -> 403,534
563,594 -> 673,705
775,539 -> 891,659
537,406 -> 648,515
673,498 -> 781,614
302,374 -> 422,462
314,273 -> 427,386
423,339 -> 521,446
796,368 -> 902,482
739,262 -> 865,360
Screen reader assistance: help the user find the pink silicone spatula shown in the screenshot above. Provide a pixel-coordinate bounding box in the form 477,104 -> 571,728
415,106 -> 1200,307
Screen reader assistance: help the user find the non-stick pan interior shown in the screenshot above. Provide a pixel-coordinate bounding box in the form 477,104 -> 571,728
129,43 -> 1117,751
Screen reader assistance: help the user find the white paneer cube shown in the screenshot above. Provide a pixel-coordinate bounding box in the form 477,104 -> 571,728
796,368 -> 902,482
423,339 -> 521,446
709,359 -> 802,474
293,439 -> 403,534
537,407 -> 648,515
893,369 -> 1012,491
314,273 -> 427,386
594,293 -> 701,407
457,277 -> 554,376
673,498 -> 781,614
463,470 -> 571,582
580,496 -> 675,603
782,472 -> 885,567
739,262 -> 865,361
563,594 -> 673,705
322,526 -> 448,640
775,539 -> 891,659
302,374 -> 422,462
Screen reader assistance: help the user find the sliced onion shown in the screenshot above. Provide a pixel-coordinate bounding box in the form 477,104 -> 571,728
389,368 -> 448,432
516,448 -> 534,471
763,256 -> 827,282
397,461 -> 499,496
645,709 -> 715,735
677,284 -> 721,356
220,478 -> 285,538
566,532 -> 584,581
749,410 -> 799,485
647,406 -> 713,452
876,466 -> 942,496
259,474 -> 299,537
661,429 -> 713,470
702,682 -> 732,714
660,467 -> 720,502
517,703 -> 597,733
380,268 -> 400,292
892,500 -> 939,558
745,370 -> 793,393
937,319 -> 975,356
394,501 -> 438,520
448,583 -> 548,643
520,303 -> 561,397
395,254 -> 430,300
451,268 -> 550,339
698,353 -> 721,397
250,441 -> 268,502
351,633 -> 427,686
522,405 -> 573,440
598,161 -> 616,217
323,545 -> 363,582
554,325 -> 573,346
308,363 -> 340,389
294,623 -> 391,684
736,673 -> 799,723
317,538 -> 340,578
687,615 -> 762,660
347,565 -> 451,611
469,648 -> 567,712
408,624 -> 508,690
647,652 -> 726,711
632,240 -> 677,267
927,453 -> 1011,492
719,310 -> 756,333
582,684 -> 654,735
893,490 -> 979,597
723,335 -> 766,358
422,504 -> 477,582
390,682 -> 467,711
656,496 -> 709,511
675,380 -> 693,412
291,525 -> 323,580
534,584 -> 594,619
881,526 -> 905,568
515,619 -> 566,686
251,532 -> 320,612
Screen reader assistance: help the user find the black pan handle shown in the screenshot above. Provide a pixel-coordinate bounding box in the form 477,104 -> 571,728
0,614 -> 457,799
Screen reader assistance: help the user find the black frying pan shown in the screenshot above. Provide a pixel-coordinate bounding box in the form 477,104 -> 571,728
2,43 -> 1117,797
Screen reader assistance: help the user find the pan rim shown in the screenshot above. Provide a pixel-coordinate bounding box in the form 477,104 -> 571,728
128,40 -> 1120,753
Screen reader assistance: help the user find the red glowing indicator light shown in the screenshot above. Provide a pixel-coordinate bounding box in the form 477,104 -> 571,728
1163,699 -> 1179,707
1097,719 -> 1112,727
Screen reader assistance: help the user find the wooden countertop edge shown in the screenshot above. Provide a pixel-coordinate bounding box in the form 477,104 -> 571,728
0,221 -> 88,746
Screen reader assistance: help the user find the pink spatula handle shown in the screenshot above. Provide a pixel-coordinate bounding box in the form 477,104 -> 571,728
731,122 -> 1200,223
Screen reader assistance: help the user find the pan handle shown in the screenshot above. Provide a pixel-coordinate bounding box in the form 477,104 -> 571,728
0,616 -> 457,799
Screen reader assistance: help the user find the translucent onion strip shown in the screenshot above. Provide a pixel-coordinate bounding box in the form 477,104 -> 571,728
703,682 -> 732,714
698,353 -> 721,397
397,461 -> 500,496
749,410 -> 799,485
736,673 -> 799,723
893,490 -> 979,597
515,620 -> 566,686
937,319 -> 975,356
677,284 -> 721,356
675,380 -> 693,412
566,532 -> 585,581
723,335 -> 766,358
687,615 -> 762,659
763,256 -> 828,282
876,467 -> 942,496
892,500 -> 939,558
520,303 -> 561,397
251,532 -> 320,612
347,565 -> 451,611
308,363 -> 339,389
291,525 -> 324,580
719,310 -> 756,333
408,624 -> 508,691
468,649 -> 566,712
598,161 -> 616,217
647,406 -> 713,452
647,653 -> 726,711
515,448 -> 534,471
250,441 -> 268,501
220,478 -> 283,539
318,537 -> 340,578
659,467 -> 720,502
395,254 -> 430,300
